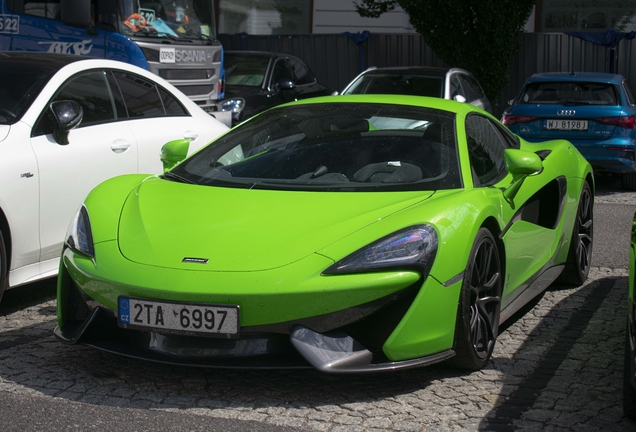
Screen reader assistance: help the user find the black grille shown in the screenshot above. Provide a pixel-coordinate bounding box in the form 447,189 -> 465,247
159,69 -> 213,80
175,85 -> 214,96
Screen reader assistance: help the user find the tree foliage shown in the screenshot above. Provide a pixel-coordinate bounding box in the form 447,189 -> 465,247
355,0 -> 537,102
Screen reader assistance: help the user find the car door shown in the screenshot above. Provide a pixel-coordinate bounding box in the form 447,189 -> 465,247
30,69 -> 138,262
109,70 -> 208,173
465,114 -> 559,305
288,57 -> 327,99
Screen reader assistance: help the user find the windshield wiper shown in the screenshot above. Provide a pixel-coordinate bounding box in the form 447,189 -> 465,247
163,172 -> 193,184
156,32 -> 179,41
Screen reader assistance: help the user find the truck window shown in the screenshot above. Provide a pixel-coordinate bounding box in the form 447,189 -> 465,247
20,1 -> 61,20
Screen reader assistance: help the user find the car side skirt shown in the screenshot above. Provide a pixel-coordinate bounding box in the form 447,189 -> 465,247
499,264 -> 564,324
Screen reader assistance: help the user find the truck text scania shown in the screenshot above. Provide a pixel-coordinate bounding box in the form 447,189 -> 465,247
0,0 -> 225,114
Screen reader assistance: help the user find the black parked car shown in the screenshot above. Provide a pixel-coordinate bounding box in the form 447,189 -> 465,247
217,51 -> 329,125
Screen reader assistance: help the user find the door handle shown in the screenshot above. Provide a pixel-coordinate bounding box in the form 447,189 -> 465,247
183,130 -> 198,141
110,140 -> 131,154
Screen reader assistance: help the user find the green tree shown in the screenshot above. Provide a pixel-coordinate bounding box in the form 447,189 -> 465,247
355,0 -> 536,102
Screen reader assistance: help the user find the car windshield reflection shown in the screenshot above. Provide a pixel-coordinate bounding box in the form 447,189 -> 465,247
170,103 -> 461,191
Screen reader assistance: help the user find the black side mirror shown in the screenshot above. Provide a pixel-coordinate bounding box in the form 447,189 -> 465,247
276,79 -> 296,91
50,100 -> 83,145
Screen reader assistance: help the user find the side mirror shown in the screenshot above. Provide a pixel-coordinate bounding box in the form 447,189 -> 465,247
276,79 -> 296,90
502,149 -> 543,205
454,94 -> 467,103
50,100 -> 83,145
331,90 -> 340,96
160,139 -> 190,172
508,99 -> 515,106
60,0 -> 91,27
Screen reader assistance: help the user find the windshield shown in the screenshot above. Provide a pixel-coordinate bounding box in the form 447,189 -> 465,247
344,73 -> 444,98
224,54 -> 270,87
519,81 -> 619,106
0,65 -> 57,125
118,0 -> 216,41
169,103 -> 461,191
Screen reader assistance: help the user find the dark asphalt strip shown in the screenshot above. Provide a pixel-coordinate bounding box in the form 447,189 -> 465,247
482,277 -> 616,431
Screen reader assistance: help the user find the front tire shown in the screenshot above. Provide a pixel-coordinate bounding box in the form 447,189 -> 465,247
559,181 -> 593,286
449,228 -> 502,371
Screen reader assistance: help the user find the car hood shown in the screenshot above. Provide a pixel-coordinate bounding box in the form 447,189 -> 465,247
118,177 -> 434,271
0,125 -> 9,142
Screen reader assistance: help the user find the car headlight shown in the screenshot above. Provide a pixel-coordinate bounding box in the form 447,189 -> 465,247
218,98 -> 245,113
323,225 -> 438,275
65,205 -> 95,258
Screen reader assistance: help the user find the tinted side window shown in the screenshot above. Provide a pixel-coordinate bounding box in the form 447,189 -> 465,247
449,74 -> 464,99
289,58 -> 314,85
465,115 -> 507,186
32,70 -> 116,136
158,87 -> 189,116
624,80 -> 636,106
458,75 -> 478,101
466,74 -> 486,99
271,59 -> 293,85
113,71 -> 164,118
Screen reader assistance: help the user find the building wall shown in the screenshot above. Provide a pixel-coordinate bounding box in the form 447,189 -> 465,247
312,0 -> 415,34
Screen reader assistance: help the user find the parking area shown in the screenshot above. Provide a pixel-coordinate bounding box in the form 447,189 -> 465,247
0,267 -> 633,431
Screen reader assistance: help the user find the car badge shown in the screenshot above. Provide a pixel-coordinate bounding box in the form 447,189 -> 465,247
182,257 -> 209,264
557,110 -> 576,116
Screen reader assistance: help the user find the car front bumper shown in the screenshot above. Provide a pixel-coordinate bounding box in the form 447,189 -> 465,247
55,243 -> 461,372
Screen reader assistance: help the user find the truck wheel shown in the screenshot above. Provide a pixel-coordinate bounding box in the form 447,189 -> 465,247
449,228 -> 502,371
559,182 -> 593,286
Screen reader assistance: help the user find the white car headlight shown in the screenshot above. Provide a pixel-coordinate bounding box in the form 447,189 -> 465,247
219,98 -> 245,113
65,205 -> 95,258
324,225 -> 438,275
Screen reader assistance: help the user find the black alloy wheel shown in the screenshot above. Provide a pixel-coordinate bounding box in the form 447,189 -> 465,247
450,228 -> 502,371
559,182 -> 593,286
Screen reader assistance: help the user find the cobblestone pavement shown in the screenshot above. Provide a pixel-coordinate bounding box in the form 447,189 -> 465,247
2,174 -> 636,431
0,266 -> 633,431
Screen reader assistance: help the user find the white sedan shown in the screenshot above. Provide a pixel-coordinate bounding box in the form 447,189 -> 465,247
0,52 -> 228,301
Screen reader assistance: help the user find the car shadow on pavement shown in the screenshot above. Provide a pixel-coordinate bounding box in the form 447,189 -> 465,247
479,273 -> 635,431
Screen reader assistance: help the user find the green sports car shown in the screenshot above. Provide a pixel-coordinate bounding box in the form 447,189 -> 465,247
55,95 -> 594,372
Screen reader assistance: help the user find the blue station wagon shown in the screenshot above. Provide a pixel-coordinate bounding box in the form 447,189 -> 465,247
503,72 -> 636,189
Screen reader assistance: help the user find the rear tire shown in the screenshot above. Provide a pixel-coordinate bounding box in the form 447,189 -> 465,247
559,182 -> 593,286
622,173 -> 636,191
449,228 -> 502,371
0,230 -> 7,304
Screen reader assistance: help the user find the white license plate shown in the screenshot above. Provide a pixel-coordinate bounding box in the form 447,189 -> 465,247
118,297 -> 239,338
544,119 -> 588,131
159,47 -> 175,63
